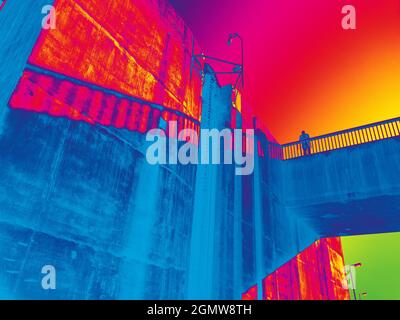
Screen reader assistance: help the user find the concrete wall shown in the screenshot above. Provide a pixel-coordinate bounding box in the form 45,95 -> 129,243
0,110 -> 198,299
0,0 -> 199,300
0,56 -> 318,300
187,68 -> 318,299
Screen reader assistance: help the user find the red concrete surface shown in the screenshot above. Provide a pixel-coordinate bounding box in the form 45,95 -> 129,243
243,238 -> 350,300
9,70 -> 199,134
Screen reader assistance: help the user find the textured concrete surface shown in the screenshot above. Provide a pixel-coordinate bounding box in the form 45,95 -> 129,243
0,0 -> 398,300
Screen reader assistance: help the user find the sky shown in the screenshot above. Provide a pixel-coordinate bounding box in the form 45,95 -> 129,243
342,233 -> 400,300
169,0 -> 400,300
170,0 -> 400,143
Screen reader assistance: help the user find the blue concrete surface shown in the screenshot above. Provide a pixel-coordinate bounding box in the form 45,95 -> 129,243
0,1 -> 399,300
0,2 -> 197,299
0,0 -> 54,130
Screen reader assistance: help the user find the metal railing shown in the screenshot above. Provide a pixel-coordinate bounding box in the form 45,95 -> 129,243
266,117 -> 400,160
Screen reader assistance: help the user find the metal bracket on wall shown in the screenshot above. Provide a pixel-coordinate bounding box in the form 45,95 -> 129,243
189,36 -> 243,93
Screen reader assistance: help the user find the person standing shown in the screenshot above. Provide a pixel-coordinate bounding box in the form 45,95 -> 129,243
299,130 -> 311,155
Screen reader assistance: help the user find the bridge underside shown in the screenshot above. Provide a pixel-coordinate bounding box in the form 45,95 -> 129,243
279,137 -> 400,239
288,194 -> 400,237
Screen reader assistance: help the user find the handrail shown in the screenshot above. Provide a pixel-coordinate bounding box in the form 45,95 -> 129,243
265,117 -> 400,160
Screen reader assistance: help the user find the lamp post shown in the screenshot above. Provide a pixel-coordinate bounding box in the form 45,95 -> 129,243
227,33 -> 244,89
359,292 -> 368,300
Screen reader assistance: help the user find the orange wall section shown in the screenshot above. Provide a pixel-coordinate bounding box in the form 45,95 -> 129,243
28,0 -> 202,120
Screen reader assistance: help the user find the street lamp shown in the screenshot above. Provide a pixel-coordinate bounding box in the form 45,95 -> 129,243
190,33 -> 245,110
359,292 -> 368,300
227,33 -> 244,89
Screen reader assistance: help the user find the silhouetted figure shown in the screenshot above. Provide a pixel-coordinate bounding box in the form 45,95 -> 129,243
299,130 -> 311,155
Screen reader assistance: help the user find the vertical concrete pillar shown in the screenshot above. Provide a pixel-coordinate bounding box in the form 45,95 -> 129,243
233,112 -> 244,299
187,65 -> 234,299
253,123 -> 265,300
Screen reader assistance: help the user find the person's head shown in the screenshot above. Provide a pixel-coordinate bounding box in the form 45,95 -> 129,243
301,130 -> 305,134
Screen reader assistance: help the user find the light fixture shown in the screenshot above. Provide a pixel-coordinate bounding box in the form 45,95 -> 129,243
227,33 -> 239,46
